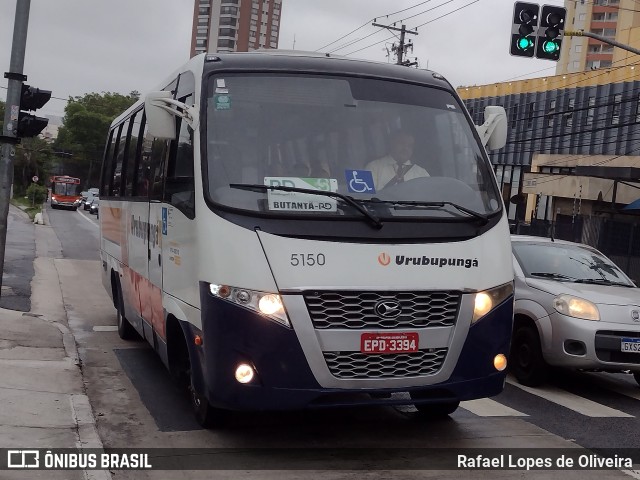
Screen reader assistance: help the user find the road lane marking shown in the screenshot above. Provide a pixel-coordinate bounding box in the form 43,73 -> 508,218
93,325 -> 118,332
76,208 -> 99,227
461,398 -> 528,416
506,378 -> 633,417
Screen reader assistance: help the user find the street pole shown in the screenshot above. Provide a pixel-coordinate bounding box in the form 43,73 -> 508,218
372,22 -> 418,66
0,0 -> 31,297
565,30 -> 640,56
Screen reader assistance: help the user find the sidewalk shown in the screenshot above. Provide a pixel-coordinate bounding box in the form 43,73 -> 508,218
0,206 -> 109,479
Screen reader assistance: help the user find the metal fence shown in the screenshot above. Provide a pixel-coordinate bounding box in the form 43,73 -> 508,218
514,214 -> 640,283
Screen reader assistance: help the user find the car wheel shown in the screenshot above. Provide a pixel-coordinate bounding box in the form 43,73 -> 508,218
510,324 -> 548,386
116,284 -> 136,340
410,397 -> 460,418
633,372 -> 640,387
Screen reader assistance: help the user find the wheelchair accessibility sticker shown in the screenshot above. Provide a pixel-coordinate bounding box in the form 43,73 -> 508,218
345,170 -> 375,194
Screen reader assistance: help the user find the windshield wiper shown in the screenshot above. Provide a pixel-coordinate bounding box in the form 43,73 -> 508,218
572,278 -> 633,287
365,200 -> 489,225
530,272 -> 577,281
228,183 -> 383,229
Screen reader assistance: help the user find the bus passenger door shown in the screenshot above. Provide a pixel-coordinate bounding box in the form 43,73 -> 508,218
145,137 -> 168,345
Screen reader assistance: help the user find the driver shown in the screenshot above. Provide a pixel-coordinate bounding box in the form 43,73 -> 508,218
365,130 -> 429,189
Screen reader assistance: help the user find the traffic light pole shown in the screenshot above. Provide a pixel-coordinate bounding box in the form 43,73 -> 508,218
0,0 -> 31,297
565,30 -> 640,56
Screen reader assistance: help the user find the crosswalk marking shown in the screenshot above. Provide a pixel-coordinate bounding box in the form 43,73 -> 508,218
461,398 -> 528,417
583,372 -> 640,402
506,378 -> 633,417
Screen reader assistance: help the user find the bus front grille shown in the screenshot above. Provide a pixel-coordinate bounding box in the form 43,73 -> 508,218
323,348 -> 448,379
304,291 -> 461,329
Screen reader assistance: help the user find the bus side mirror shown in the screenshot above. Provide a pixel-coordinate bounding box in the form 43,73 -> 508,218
145,91 -> 177,140
476,106 -> 507,151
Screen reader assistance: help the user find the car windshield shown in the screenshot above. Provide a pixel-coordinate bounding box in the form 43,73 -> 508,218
512,241 -> 633,286
205,74 -> 501,220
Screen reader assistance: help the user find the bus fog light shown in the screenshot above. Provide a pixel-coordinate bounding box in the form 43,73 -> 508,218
235,364 -> 254,384
494,354 -> 507,371
258,294 -> 283,315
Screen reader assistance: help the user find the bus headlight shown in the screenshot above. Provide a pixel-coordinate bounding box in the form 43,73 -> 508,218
209,284 -> 290,328
472,282 -> 514,323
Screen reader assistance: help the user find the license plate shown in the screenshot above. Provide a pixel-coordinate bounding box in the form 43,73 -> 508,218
621,337 -> 640,353
360,332 -> 419,354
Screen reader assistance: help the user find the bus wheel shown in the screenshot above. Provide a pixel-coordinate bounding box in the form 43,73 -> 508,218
189,375 -> 224,428
510,324 -> 547,387
116,284 -> 136,340
410,398 -> 460,418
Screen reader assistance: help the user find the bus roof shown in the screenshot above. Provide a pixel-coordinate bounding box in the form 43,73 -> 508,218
109,51 -> 454,129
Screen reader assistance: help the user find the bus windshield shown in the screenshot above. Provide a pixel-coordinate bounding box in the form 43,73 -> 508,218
205,74 -> 501,220
53,182 -> 79,196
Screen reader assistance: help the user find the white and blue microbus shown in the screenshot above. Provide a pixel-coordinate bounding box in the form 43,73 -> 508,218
99,51 -> 513,427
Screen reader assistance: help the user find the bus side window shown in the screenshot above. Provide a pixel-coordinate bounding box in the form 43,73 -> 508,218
112,119 -> 130,197
124,110 -> 144,197
149,137 -> 169,202
164,95 -> 195,219
100,129 -> 115,196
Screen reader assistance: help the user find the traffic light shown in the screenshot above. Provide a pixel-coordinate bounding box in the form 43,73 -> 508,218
510,2 -> 539,58
17,84 -> 51,138
536,5 -> 566,61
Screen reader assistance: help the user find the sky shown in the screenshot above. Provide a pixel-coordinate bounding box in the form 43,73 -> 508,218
0,0 -> 566,118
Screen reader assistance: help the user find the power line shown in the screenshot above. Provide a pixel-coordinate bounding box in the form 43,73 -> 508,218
345,0 -> 480,57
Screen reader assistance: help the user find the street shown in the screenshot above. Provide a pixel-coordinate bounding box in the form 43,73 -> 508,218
24,203 -> 639,479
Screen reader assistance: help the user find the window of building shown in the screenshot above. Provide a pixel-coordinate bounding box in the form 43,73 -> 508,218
575,45 -> 582,53
572,61 -> 580,69
579,13 -> 586,21
219,28 -> 236,37
547,99 -> 556,128
606,12 -> 618,21
603,28 -> 616,38
587,97 -> 595,125
566,98 -> 574,128
612,93 -> 622,125
527,102 -> 535,128
218,38 -> 236,48
220,6 -> 238,15
219,17 -> 237,26
510,104 -> 518,128
636,94 -> 640,123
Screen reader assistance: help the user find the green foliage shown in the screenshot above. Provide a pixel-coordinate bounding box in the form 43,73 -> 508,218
26,182 -> 48,205
54,91 -> 138,187
13,137 -> 53,195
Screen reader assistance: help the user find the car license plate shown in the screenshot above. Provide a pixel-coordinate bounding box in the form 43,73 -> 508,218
360,332 -> 419,354
621,337 -> 640,353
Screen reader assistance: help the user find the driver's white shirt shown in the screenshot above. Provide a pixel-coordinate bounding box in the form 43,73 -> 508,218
365,155 -> 429,190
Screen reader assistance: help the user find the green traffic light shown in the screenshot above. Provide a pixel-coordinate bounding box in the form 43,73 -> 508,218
517,37 -> 533,50
543,40 -> 559,53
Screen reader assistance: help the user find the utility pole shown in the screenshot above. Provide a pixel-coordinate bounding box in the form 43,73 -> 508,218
565,30 -> 640,56
372,21 -> 418,66
0,0 -> 31,297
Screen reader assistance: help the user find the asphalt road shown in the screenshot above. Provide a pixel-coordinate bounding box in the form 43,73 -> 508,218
43,205 -> 640,479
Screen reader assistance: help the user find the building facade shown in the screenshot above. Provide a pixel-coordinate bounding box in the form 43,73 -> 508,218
190,0 -> 283,57
557,0 -> 640,73
458,65 -> 640,225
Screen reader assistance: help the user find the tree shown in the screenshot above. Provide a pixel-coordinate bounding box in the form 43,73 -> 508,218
13,137 -> 53,196
54,91 -> 138,188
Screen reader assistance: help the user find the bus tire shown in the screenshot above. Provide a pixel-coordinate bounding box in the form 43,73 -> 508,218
190,373 -> 224,428
510,324 -> 548,387
410,398 -> 460,418
115,283 -> 136,340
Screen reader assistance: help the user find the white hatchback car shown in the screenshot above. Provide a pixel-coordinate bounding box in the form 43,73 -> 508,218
510,235 -> 640,386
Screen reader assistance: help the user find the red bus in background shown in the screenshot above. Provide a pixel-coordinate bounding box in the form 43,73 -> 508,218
50,175 -> 82,210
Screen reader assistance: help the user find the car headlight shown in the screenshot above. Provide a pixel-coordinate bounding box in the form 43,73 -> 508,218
209,284 -> 290,328
472,282 -> 514,323
51,198 -> 58,204
553,294 -> 600,321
